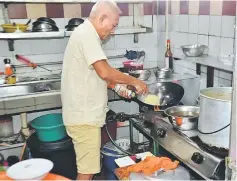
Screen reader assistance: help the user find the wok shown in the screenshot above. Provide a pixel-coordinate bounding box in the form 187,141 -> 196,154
136,82 -> 184,110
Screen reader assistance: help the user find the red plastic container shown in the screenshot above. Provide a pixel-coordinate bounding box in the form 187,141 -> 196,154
130,62 -> 144,71
123,61 -> 134,72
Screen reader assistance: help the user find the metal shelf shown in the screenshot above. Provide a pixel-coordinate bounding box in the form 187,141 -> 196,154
0,27 -> 148,51
114,26 -> 148,35
65,26 -> 147,37
0,26 -> 148,40
0,31 -> 64,40
180,55 -> 233,72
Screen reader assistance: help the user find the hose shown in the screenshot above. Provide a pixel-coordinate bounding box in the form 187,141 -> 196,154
105,114 -> 133,156
198,123 -> 230,135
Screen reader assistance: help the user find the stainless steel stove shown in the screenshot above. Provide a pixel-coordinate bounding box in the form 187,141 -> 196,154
132,113 -> 226,180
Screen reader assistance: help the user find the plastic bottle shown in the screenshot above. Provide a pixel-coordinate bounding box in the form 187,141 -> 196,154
108,83 -> 136,97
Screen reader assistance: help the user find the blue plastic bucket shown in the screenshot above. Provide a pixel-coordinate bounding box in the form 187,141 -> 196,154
101,140 -> 128,180
31,113 -> 67,142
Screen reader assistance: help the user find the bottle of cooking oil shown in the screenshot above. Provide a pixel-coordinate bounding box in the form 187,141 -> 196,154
165,39 -> 173,69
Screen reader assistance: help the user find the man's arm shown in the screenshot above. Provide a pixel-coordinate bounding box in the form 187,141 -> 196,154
93,60 -> 138,87
79,30 -> 147,94
93,60 -> 148,94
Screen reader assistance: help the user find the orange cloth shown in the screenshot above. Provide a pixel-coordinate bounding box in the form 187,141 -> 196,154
116,156 -> 179,179
0,171 -> 70,180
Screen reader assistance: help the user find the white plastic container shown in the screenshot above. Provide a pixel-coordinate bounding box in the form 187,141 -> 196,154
6,158 -> 53,180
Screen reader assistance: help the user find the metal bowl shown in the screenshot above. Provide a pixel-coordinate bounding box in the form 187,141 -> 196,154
164,105 -> 200,130
154,68 -> 173,79
32,22 -> 59,32
67,18 -> 84,26
129,69 -> 151,81
65,25 -> 78,31
36,17 -> 56,25
181,44 -> 206,57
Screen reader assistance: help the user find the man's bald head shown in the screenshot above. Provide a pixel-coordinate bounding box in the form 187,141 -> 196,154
88,1 -> 121,40
89,1 -> 121,18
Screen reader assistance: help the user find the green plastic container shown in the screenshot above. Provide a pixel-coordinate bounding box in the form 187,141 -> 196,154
31,113 -> 67,142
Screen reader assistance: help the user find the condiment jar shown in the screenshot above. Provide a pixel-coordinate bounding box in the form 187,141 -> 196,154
0,115 -> 14,138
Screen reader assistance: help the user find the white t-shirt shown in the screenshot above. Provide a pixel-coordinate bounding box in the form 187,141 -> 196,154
61,19 -> 109,127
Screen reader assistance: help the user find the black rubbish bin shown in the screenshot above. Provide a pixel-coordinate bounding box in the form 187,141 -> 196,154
27,132 -> 77,180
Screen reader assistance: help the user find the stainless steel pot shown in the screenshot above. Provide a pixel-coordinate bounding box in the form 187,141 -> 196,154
129,69 -> 151,81
198,87 -> 232,149
154,68 -> 173,79
164,106 -> 199,130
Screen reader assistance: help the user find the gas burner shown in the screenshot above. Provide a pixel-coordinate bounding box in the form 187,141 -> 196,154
191,136 -> 229,158
149,118 -> 225,180
143,121 -> 153,129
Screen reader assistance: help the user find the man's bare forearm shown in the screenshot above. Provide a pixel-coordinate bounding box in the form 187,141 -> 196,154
93,60 -> 138,86
105,68 -> 138,86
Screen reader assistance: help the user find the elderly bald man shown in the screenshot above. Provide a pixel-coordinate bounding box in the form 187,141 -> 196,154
61,1 -> 148,180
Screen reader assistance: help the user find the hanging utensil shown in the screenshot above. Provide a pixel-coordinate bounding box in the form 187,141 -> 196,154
25,19 -> 31,26
15,54 -> 52,72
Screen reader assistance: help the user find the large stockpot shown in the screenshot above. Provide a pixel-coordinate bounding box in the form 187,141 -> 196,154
198,87 -> 232,149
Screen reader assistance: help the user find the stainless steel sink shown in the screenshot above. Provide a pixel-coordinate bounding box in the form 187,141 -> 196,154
0,81 -> 61,98
0,85 -> 36,98
49,81 -> 61,90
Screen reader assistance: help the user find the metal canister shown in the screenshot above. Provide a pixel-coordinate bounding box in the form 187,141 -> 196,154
154,68 -> 173,79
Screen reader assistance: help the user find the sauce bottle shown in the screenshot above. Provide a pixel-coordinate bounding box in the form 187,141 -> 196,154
165,39 -> 173,69
4,58 -> 13,76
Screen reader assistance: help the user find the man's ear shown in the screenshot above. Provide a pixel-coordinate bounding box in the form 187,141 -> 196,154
99,14 -> 107,24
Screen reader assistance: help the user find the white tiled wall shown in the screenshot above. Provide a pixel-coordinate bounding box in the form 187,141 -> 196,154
0,15 -> 159,76
158,14 -> 235,88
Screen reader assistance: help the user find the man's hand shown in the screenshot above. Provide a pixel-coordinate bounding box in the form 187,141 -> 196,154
116,85 -> 132,99
133,79 -> 148,95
